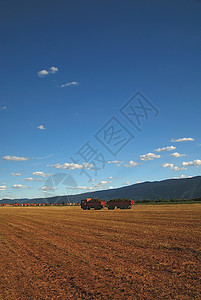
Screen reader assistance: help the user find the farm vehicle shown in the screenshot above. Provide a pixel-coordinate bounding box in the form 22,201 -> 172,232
81,198 -> 106,210
81,198 -> 134,210
107,199 -> 135,210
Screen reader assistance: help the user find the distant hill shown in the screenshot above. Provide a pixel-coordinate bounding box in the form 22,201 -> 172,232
1,176 -> 201,204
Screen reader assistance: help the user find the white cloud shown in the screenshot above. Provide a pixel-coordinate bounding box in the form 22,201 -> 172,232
76,186 -> 96,191
100,181 -> 107,185
109,186 -> 113,189
182,159 -> 201,167
12,184 -> 30,189
49,66 -> 58,74
0,185 -> 6,191
60,81 -> 79,88
3,156 -> 30,161
92,180 -> 108,189
124,160 -> 138,168
37,125 -> 46,130
23,177 -> 34,181
163,163 -> 173,168
139,153 -> 160,161
76,186 -> 88,190
82,162 -> 93,169
155,146 -> 176,152
52,163 -> 83,170
41,186 -> 56,191
92,181 -> 107,186
106,160 -> 123,167
171,175 -> 186,179
37,69 -> 49,77
37,66 -> 58,77
11,173 -> 22,176
124,181 -> 131,185
52,162 -> 93,170
171,137 -> 195,142
162,163 -> 186,171
32,171 -> 46,177
0,105 -> 7,111
169,152 -> 186,158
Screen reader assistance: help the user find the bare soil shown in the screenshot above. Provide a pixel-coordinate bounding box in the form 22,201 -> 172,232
0,204 -> 200,299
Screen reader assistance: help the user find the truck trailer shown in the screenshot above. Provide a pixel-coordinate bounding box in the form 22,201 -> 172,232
107,199 -> 135,210
81,198 -> 134,210
81,198 -> 106,210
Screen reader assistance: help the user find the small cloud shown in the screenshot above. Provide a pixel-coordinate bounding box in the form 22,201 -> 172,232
139,153 -> 160,161
51,162 -> 92,170
37,66 -> 58,77
123,181 -> 131,185
60,81 -> 79,88
23,177 -> 34,181
37,69 -> 49,77
169,152 -> 186,158
32,171 -> 46,177
162,163 -> 186,171
82,162 -> 93,169
0,105 -> 7,111
49,66 -> 58,74
106,160 -> 123,167
37,125 -> 46,130
92,180 -> 108,189
76,186 -> 88,190
124,160 -> 138,168
171,137 -> 195,142
3,156 -> 30,161
41,186 -> 56,191
182,159 -> 201,167
0,185 -> 6,191
112,160 -> 123,167
155,146 -> 176,152
12,184 -> 30,189
11,173 -> 22,176
172,175 -> 186,179
100,181 -> 107,185
108,186 -> 113,189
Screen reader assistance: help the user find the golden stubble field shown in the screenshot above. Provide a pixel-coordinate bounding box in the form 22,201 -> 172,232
0,204 -> 200,300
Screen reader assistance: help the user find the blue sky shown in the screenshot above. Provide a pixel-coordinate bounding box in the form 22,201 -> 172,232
0,0 -> 201,200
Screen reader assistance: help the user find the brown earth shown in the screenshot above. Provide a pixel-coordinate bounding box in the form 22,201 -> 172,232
0,204 -> 200,299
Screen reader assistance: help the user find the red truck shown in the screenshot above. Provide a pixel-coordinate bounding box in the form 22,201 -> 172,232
81,198 -> 106,210
107,199 -> 135,210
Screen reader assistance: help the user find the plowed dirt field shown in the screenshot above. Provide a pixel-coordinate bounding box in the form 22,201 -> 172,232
0,204 -> 200,299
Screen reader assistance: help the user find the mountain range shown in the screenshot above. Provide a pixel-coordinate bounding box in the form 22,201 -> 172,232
1,176 -> 201,204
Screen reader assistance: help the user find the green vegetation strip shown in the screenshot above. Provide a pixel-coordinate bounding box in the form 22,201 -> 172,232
135,198 -> 201,205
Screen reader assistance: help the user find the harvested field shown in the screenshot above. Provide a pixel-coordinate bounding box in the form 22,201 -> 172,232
0,204 -> 200,299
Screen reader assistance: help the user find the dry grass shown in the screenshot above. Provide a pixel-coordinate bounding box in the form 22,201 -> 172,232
0,204 -> 200,299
